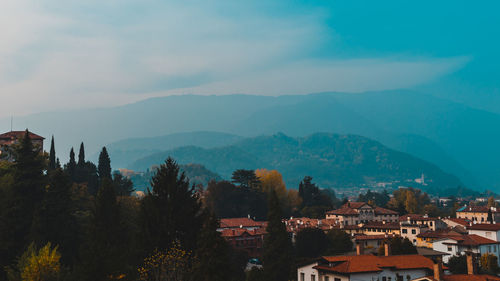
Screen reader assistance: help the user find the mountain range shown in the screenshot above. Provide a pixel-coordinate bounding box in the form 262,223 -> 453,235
6,90 -> 500,191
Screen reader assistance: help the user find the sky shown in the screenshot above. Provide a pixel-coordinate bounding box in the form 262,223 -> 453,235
1,0 -> 499,118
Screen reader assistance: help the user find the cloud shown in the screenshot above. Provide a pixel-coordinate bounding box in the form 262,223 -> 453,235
0,0 -> 469,117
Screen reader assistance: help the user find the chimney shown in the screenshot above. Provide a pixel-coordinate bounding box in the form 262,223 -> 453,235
384,240 -> 391,256
356,241 -> 364,255
433,257 -> 443,281
466,251 -> 477,275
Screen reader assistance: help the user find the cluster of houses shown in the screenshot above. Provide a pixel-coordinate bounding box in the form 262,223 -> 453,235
218,201 -> 500,281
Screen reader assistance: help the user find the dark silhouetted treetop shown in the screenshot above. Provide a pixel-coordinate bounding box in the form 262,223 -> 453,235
231,169 -> 260,189
98,147 -> 112,181
78,142 -> 85,166
49,136 -> 56,170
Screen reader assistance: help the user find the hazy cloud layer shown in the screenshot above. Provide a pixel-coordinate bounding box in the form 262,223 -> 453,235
0,0 -> 469,117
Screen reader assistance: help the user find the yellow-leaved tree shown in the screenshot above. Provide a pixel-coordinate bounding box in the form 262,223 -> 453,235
255,169 -> 302,214
138,242 -> 191,281
7,242 -> 62,281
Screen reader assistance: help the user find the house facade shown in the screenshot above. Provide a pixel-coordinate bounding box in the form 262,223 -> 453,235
326,202 -> 399,226
456,205 -> 500,223
432,234 -> 500,264
0,130 -> 44,161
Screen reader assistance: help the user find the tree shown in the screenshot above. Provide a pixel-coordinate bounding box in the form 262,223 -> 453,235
324,229 -> 353,255
298,176 -> 333,218
6,242 -> 62,281
480,253 -> 500,274
295,228 -> 328,258
404,190 -> 418,214
231,169 -> 260,189
30,169 -> 78,265
262,190 -> 292,281
78,142 -> 85,166
358,190 -> 390,207
48,136 -> 56,170
488,196 -> 497,209
138,242 -> 191,281
65,148 -> 77,182
79,178 -> 128,281
448,255 -> 467,274
0,130 -> 46,269
112,171 -> 134,196
191,212 -> 243,281
140,157 -> 203,254
97,147 -> 112,181
381,237 -> 417,255
255,169 -> 286,197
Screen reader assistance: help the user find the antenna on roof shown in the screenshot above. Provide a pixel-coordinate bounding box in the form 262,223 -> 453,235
10,116 -> 13,132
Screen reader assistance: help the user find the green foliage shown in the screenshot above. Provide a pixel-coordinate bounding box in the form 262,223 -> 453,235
64,148 -> 76,182
191,212 -> 244,281
262,190 -> 292,281
358,190 -> 390,207
49,136 -> 56,171
77,143 -> 85,166
231,169 -> 260,189
295,228 -> 328,258
448,255 -> 467,274
112,172 -> 134,196
6,242 -> 62,281
140,157 -> 203,253
298,176 -> 334,218
387,187 -> 431,214
324,229 -> 353,255
379,237 -> 417,256
245,268 -> 264,281
97,147 -> 112,181
205,180 -> 268,220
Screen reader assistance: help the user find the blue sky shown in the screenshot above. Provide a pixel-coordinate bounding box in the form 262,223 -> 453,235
1,0 -> 498,117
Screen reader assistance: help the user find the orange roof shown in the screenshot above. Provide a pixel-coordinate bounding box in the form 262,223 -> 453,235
362,221 -> 400,230
315,255 -> 434,274
441,234 -> 499,246
374,206 -> 398,215
0,131 -> 44,140
442,274 -> 500,281
399,214 -> 437,221
467,223 -> 500,231
445,218 -> 470,226
354,234 -> 394,241
219,218 -> 264,228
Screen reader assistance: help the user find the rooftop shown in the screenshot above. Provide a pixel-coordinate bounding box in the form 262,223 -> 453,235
467,223 -> 500,231
219,217 -> 264,229
314,255 -> 434,274
0,130 -> 44,140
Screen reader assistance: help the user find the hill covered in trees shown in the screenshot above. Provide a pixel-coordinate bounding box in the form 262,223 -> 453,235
129,133 -> 464,194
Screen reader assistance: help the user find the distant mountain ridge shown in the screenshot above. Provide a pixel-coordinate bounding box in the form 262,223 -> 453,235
128,132 -> 464,195
8,90 -> 500,191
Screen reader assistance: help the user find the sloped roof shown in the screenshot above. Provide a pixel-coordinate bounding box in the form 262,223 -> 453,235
362,221 -> 400,230
417,274 -> 500,281
458,205 -> 496,213
219,218 -> 264,228
444,218 -> 470,226
440,234 -> 499,246
315,255 -> 434,274
467,223 -> 500,231
0,131 -> 44,140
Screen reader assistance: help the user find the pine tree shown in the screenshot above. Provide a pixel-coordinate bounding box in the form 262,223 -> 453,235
140,157 -> 202,253
78,142 -> 85,166
191,212 -> 242,281
97,147 -> 111,181
49,136 -> 56,170
30,168 -> 78,265
0,130 -> 46,270
80,178 -> 127,280
262,190 -> 292,281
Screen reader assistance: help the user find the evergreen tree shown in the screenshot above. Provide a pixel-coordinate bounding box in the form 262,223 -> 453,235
295,228 -> 328,258
112,172 -> 134,196
65,147 -> 77,182
231,169 -> 260,189
30,168 -> 78,265
79,178 -> 128,280
97,147 -> 112,181
262,190 -> 292,281
48,136 -> 56,170
140,157 -> 203,254
191,212 -> 242,281
78,142 -> 85,166
0,130 -> 46,272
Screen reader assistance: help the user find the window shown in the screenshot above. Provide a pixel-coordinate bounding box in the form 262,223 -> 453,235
311,275 -> 316,281
324,277 -> 329,281
411,229 -> 416,234
406,275 -> 411,281
402,229 -> 408,234
334,278 -> 341,281
430,222 -> 433,226
488,246 -> 492,252
447,246 -> 452,252
494,245 -> 497,252
382,277 -> 387,281
300,273 -> 305,281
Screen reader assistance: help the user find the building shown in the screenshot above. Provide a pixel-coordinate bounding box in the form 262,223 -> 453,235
0,130 -> 44,161
456,205 -> 500,223
399,214 -> 446,231
220,228 -> 265,258
325,202 -> 399,226
442,217 -> 470,231
217,217 -> 264,232
432,234 -> 500,264
401,223 -> 429,245
467,223 -> 500,242
297,254 -> 436,281
416,229 -> 465,248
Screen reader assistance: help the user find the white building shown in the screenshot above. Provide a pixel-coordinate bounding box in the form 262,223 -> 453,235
297,255 -> 435,281
467,223 -> 500,241
432,234 -> 500,264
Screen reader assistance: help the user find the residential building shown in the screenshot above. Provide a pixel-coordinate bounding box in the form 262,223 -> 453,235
401,223 -> 429,245
220,228 -> 265,258
456,205 -> 500,223
399,214 -> 446,231
416,229 -> 465,249
432,234 -> 500,264
0,130 -> 44,161
325,202 -> 399,226
467,223 -> 500,242
217,217 -> 264,232
297,255 -> 435,281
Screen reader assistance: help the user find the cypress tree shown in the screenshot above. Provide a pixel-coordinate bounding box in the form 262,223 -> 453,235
140,157 -> 202,253
48,136 -> 56,170
97,147 -> 111,181
65,148 -> 77,182
78,142 -> 85,166
191,212 -> 242,281
262,190 -> 292,281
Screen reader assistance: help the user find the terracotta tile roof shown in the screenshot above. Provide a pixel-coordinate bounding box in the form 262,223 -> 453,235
315,255 -> 434,274
362,221 -> 400,230
354,234 -> 394,241
374,206 -> 398,215
442,274 -> 500,281
219,218 -> 264,228
444,218 -> 470,226
220,228 -> 266,238
457,205 -> 497,213
342,202 -> 367,209
326,207 -> 359,216
467,223 -> 500,231
417,229 -> 462,239
399,214 -> 437,221
441,234 -> 499,246
0,131 -> 44,140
